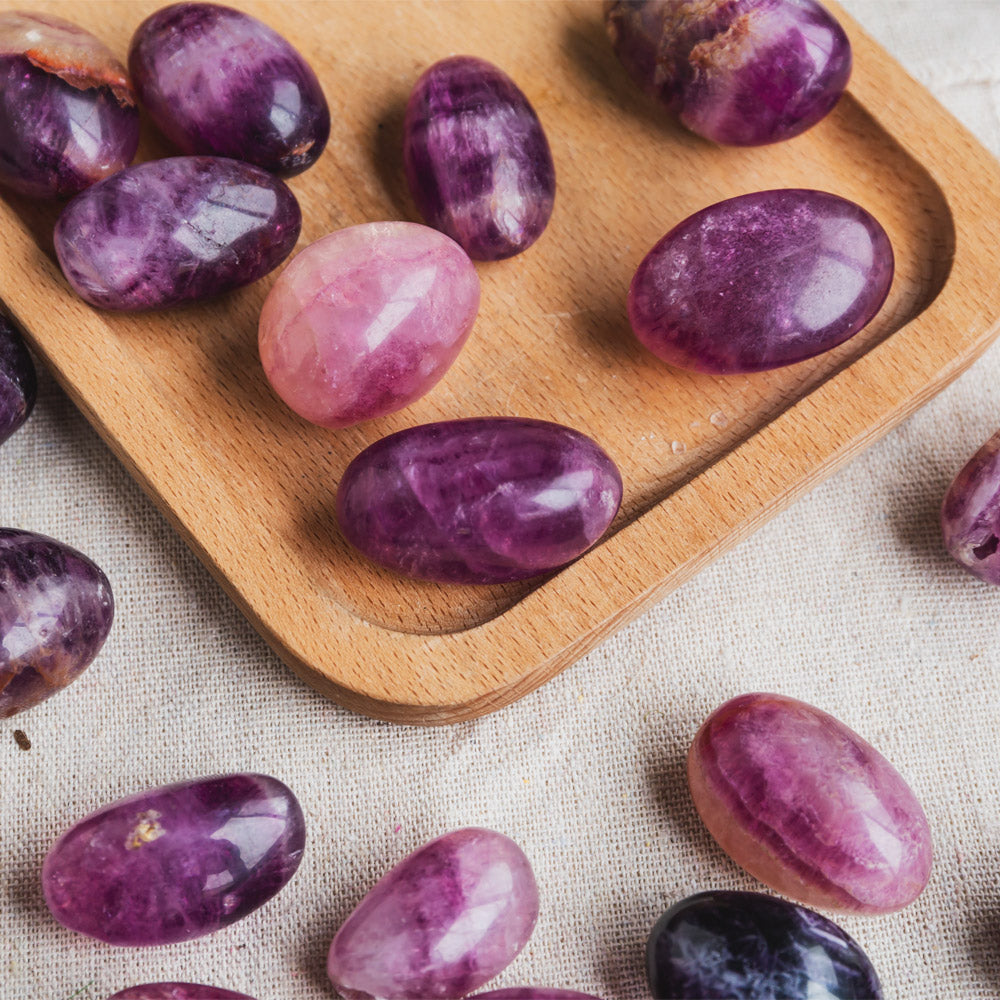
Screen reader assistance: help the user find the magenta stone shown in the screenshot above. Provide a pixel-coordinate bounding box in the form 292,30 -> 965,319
688,693 -> 933,914
628,189 -> 893,374
328,828 -> 539,1000
258,222 -> 480,428
404,56 -> 555,260
604,0 -> 852,146
942,430 -> 1000,584
337,418 -> 623,584
109,987 -> 254,1000
42,773 -> 305,946
471,991 -> 602,999
0,312 -> 36,446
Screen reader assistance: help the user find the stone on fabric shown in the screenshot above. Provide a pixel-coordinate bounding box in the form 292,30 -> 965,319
0,312 -> 37,447
42,773 -> 305,946
471,991 -> 603,999
628,189 -> 893,374
109,987 -> 254,1000
941,430 -> 1000,584
688,693 -> 932,913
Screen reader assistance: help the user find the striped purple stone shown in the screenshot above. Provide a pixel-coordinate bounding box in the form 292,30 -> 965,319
109,987 -> 254,1000
942,430 -> 1000,584
0,312 -> 36,447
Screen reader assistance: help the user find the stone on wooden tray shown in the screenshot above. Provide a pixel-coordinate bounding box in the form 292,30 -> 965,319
109,986 -> 255,1000
941,429 -> 1000,583
0,312 -> 37,447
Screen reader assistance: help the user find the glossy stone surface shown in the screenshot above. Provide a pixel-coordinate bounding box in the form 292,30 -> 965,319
471,991 -> 602,999
689,693 -> 932,913
110,987 -> 254,1000
648,891 -> 882,999
55,156 -> 301,310
259,222 -> 479,428
337,418 -> 623,584
328,828 -> 539,1000
43,773 -> 305,946
942,430 -> 1000,584
0,11 -> 138,198
628,189 -> 893,374
129,2 -> 329,176
0,529 -> 112,718
605,0 -> 852,146
404,56 -> 555,260
0,312 -> 37,446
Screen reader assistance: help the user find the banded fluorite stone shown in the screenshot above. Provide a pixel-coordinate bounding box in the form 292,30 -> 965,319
42,773 -> 305,946
688,693 -> 932,913
0,312 -> 37,447
328,828 -> 539,1000
109,987 -> 254,1000
471,991 -> 603,999
648,891 -> 883,999
942,430 -> 1000,584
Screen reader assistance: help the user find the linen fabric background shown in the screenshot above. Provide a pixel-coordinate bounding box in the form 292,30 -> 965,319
3,2 -> 1000,998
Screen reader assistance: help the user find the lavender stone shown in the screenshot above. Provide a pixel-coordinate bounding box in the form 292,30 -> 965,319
471,991 -> 603,999
42,773 -> 305,946
0,312 -> 36,446
54,156 -> 301,310
942,430 -> 1000,583
404,56 -> 555,260
109,987 -> 254,1000
628,189 -> 893,374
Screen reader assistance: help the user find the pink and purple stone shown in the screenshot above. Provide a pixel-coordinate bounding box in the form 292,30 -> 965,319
327,828 -> 539,1000
0,312 -> 37,447
42,773 -> 305,946
109,987 -> 254,1000
941,430 -> 1000,584
471,992 -> 603,999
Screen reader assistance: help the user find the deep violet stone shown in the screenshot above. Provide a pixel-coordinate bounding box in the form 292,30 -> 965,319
471,991 -> 603,999
604,0 -> 852,146
688,693 -> 932,913
0,11 -> 139,198
54,156 -> 301,310
648,891 -> 883,999
42,773 -> 305,946
328,828 -> 539,1000
628,189 -> 893,374
129,2 -> 329,176
941,430 -> 1000,584
0,529 -> 113,718
336,418 -> 623,584
0,312 -> 37,446
109,987 -> 255,1000
404,56 -> 555,260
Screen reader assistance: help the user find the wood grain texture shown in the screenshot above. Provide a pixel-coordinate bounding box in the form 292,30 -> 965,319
0,1 -> 997,723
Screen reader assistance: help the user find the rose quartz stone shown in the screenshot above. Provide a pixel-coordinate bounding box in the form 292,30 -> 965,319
258,222 -> 480,428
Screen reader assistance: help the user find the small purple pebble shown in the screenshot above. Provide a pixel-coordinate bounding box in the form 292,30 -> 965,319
471,991 -> 604,999
0,312 -> 37,445
109,987 -> 255,1000
942,430 -> 1000,583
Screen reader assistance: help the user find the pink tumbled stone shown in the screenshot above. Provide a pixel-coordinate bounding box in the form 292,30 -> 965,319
258,221 -> 480,428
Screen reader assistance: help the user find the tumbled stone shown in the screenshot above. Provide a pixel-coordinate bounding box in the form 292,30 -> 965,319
471,991 -> 602,999
129,2 -> 329,176
0,529 -> 113,718
628,189 -> 893,374
109,987 -> 254,1000
328,828 -> 539,1000
404,56 -> 555,260
648,891 -> 883,999
688,693 -> 932,913
337,418 -> 623,584
941,430 -> 1000,584
258,222 -> 480,427
43,773 -> 305,946
0,312 -> 37,447
55,156 -> 301,310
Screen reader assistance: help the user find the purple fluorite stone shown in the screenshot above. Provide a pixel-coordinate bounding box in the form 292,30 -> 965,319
942,430 -> 1000,584
0,312 -> 36,446
337,418 -> 623,584
628,189 -> 893,374
604,0 -> 852,146
471,991 -> 603,999
129,2 -> 329,176
328,828 -> 539,1000
54,156 -> 301,310
0,529 -> 112,718
109,987 -> 254,1000
42,773 -> 305,946
404,56 -> 555,260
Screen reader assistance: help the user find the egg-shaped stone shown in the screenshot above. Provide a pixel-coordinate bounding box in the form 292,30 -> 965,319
0,312 -> 37,446
471,991 -> 602,999
337,417 -> 623,584
110,987 -> 254,1000
42,773 -> 305,946
628,189 -> 893,374
328,828 -> 539,1000
688,693 -> 932,913
404,56 -> 555,260
941,430 -> 1000,584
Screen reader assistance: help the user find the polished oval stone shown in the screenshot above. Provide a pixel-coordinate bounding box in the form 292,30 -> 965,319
471,991 -> 603,999
404,56 -> 555,260
628,189 -> 893,374
688,693 -> 932,913
337,418 -> 623,584
605,0 -> 852,146
110,987 -> 254,1000
328,828 -> 539,1000
42,773 -> 305,945
0,312 -> 37,446
648,891 -> 882,999
55,156 -> 301,310
259,222 -> 480,428
0,11 -> 139,198
129,2 -> 329,176
942,430 -> 1000,584
0,529 -> 113,718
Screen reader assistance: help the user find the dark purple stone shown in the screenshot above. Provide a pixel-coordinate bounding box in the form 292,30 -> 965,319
471,991 -> 603,999
404,56 -> 555,260
42,773 -> 305,946
129,2 -> 329,176
0,529 -> 113,718
942,430 -> 1000,583
54,156 -> 301,310
336,418 -> 622,584
0,312 -> 37,446
605,0 -> 852,146
628,189 -> 893,374
109,987 -> 254,1000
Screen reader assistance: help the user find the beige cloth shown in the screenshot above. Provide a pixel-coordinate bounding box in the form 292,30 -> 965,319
3,2 -> 1000,998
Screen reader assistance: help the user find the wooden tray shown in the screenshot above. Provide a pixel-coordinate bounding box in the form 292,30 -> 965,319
3,1 -> 999,724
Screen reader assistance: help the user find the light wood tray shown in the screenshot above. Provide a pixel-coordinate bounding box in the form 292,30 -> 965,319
3,1 -> 999,724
